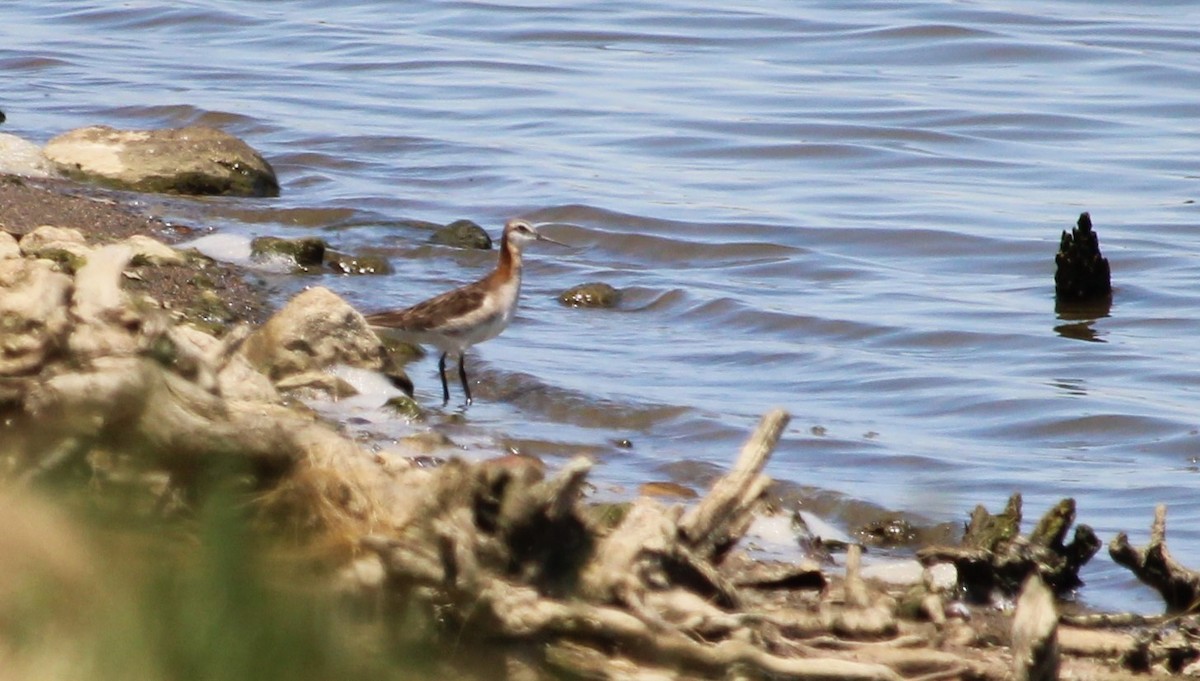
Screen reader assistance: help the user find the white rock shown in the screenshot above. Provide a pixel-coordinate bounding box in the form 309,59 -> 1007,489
857,558 -> 957,590
0,132 -> 58,177
177,232 -> 253,265
18,224 -> 92,262
124,234 -> 185,266
240,286 -> 382,381
0,231 -> 19,260
169,324 -> 280,403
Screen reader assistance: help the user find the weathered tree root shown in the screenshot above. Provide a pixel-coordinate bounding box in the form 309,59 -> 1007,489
1110,504 -> 1200,614
1012,574 -> 1059,681
361,412 -> 986,680
916,494 -> 1100,602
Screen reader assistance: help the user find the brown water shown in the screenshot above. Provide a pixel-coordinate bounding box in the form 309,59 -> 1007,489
5,1 -> 1200,612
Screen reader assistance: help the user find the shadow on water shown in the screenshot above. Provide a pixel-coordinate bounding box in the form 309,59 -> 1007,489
1053,296 -> 1112,344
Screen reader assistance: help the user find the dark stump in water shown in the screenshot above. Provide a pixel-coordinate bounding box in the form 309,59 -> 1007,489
1055,212 -> 1111,303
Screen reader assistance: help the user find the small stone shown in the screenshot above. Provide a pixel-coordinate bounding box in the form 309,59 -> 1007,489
0,231 -> 20,260
638,481 -> 698,499
429,219 -> 492,250
382,394 -> 422,419
855,515 -> 918,547
19,225 -> 87,252
125,234 -> 185,266
250,236 -> 327,268
558,282 -> 620,309
323,249 -> 394,275
18,225 -> 92,270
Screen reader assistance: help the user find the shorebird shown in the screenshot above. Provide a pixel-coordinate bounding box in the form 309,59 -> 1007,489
366,218 -> 564,405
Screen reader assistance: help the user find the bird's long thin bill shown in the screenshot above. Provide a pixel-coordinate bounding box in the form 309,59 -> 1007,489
538,234 -> 569,247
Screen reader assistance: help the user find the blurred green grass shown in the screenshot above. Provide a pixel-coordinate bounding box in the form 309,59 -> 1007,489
0,482 -> 441,681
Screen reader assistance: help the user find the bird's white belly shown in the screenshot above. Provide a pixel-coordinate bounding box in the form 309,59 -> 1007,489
409,278 -> 520,354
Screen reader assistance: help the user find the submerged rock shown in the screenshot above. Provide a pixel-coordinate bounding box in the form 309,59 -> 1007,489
429,219 -> 492,250
558,282 -> 620,309
323,249 -> 393,275
43,125 -> 279,197
250,236 -> 327,268
1054,212 -> 1111,303
382,395 -> 422,420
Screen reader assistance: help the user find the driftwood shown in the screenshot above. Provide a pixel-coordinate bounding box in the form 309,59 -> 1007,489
916,494 -> 1100,602
360,411 -> 992,681
1110,504 -> 1200,613
1011,574 -> 1059,681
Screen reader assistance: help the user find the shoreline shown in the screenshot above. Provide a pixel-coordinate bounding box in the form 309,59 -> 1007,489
3,172 -> 1196,679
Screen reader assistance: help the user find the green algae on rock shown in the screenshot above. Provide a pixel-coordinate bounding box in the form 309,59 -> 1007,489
429,219 -> 492,250
43,125 -> 279,198
558,282 -> 620,309
323,249 -> 394,275
250,236 -> 328,268
382,394 -> 423,420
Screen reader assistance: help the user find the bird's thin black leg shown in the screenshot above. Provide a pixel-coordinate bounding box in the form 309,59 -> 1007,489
438,353 -> 451,405
458,354 -> 472,405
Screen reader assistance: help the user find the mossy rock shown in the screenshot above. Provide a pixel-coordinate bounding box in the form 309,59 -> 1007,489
323,250 -> 393,275
383,395 -> 423,419
854,515 -> 919,547
186,289 -> 238,336
36,247 -> 88,274
43,125 -> 279,198
429,219 -> 492,250
250,236 -> 327,267
558,282 -> 620,309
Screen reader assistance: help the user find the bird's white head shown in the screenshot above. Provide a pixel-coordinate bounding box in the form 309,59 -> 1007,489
504,219 -> 567,250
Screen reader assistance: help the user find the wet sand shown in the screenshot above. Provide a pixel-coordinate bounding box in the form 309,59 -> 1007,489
0,174 -> 268,329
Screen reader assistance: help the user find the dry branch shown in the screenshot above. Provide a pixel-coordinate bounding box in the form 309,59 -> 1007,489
1110,504 -> 1200,613
679,409 -> 789,562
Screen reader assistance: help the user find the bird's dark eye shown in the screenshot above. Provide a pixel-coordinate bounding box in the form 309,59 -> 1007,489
516,224 -> 531,233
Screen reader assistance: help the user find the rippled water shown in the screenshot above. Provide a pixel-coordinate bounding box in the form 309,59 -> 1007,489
5,1 -> 1200,612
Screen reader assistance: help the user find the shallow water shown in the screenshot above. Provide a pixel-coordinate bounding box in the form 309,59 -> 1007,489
5,1 -> 1200,612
